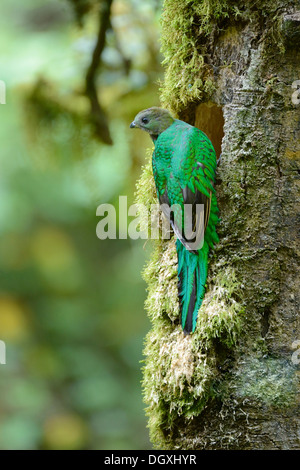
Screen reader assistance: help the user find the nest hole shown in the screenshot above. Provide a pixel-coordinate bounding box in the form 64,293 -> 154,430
194,102 -> 224,159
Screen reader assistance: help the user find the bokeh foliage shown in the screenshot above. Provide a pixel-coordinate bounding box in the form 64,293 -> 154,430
0,0 -> 162,449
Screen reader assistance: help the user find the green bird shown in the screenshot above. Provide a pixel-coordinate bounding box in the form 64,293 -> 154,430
130,107 -> 219,333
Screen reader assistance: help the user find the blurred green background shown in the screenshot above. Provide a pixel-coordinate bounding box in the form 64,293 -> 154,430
0,0 -> 163,449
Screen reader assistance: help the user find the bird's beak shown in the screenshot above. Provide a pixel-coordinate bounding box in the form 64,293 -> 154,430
130,121 -> 136,128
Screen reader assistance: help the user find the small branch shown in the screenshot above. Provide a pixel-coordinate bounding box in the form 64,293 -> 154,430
85,0 -> 113,145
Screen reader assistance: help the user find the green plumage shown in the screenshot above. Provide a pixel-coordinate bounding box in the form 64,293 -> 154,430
130,107 -> 219,333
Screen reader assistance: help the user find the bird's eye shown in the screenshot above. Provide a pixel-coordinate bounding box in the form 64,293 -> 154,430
141,117 -> 149,124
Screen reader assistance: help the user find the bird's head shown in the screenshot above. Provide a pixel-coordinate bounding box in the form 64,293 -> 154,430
130,107 -> 174,142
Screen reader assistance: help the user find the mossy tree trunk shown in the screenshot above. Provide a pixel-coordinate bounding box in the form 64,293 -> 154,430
137,1 -> 300,449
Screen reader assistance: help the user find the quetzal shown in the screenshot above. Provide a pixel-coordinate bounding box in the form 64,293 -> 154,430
130,107 -> 219,333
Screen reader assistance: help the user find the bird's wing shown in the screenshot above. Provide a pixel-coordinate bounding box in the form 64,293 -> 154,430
159,126 -> 217,252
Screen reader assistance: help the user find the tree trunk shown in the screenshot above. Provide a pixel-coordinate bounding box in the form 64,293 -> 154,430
137,0 -> 300,449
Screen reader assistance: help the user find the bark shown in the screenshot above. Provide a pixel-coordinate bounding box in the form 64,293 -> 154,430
138,0 -> 300,450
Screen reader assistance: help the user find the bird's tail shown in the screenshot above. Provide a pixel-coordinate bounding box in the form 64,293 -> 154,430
176,239 -> 208,334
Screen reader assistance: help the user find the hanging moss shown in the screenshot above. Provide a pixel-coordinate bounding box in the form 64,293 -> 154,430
160,0 -> 235,112
160,0 -> 293,114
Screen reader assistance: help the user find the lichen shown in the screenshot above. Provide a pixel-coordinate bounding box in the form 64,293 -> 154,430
234,357 -> 298,408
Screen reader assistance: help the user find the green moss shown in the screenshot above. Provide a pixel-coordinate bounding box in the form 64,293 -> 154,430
134,150 -> 157,234
160,0 -> 234,112
194,267 -> 244,348
160,0 -> 292,114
